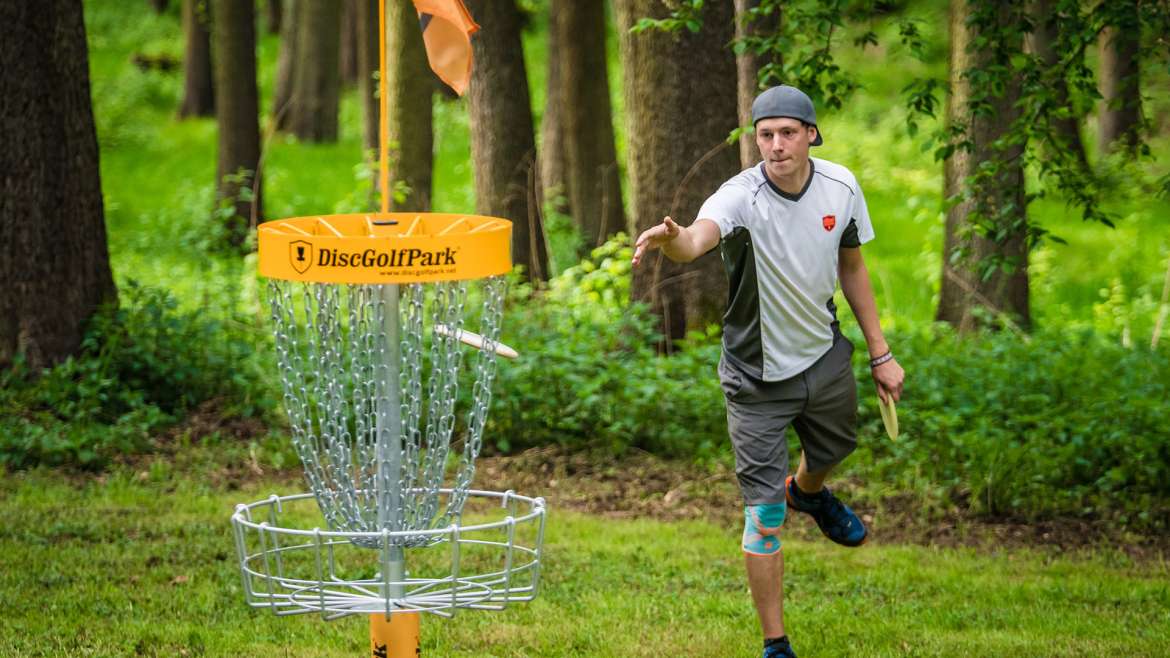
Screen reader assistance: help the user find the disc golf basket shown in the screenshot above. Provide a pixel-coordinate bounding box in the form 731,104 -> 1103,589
229,6 -> 544,656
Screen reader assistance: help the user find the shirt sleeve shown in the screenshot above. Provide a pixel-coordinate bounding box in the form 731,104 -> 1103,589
697,182 -> 750,238
850,180 -> 875,245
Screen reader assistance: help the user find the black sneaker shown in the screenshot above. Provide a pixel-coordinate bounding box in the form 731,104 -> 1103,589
763,638 -> 797,658
785,475 -> 867,547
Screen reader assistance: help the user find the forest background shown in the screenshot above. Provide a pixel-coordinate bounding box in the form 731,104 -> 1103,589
1,0 -> 1169,655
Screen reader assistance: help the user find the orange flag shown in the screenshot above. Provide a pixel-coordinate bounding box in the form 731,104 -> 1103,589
411,0 -> 479,96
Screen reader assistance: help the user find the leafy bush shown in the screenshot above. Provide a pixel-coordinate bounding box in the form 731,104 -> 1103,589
0,282 -> 276,468
845,324 -> 1170,529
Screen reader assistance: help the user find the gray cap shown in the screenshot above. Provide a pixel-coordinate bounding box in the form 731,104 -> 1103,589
751,85 -> 823,146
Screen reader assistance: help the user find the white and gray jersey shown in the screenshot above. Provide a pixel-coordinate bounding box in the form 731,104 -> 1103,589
698,157 -> 874,381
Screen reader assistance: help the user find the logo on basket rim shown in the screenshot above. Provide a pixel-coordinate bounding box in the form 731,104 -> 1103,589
822,215 -> 836,231
290,240 -> 313,273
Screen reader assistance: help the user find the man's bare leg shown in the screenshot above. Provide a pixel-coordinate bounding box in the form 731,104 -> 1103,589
745,551 -> 785,639
794,451 -> 829,494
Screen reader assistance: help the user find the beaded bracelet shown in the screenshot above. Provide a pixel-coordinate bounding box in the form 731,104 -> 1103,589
869,351 -> 894,368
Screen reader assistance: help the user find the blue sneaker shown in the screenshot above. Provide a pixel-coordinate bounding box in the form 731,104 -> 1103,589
764,639 -> 797,658
785,476 -> 868,547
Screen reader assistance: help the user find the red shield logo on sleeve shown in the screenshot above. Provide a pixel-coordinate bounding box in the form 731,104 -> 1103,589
822,215 -> 836,231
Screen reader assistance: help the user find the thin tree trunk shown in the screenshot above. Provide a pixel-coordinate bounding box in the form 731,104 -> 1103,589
386,0 -> 433,211
465,0 -> 549,283
288,0 -> 342,142
734,0 -> 781,169
1097,4 -> 1141,155
266,0 -> 282,34
616,0 -> 738,346
340,0 -> 359,86
936,0 -> 1029,330
0,0 -> 117,370
539,0 -> 570,216
212,0 -> 263,242
1026,0 -> 1086,166
357,0 -> 380,155
177,0 -> 215,118
560,0 -> 626,249
272,0 -> 301,131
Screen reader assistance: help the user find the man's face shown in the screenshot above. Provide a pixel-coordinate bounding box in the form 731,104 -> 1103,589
755,117 -> 816,181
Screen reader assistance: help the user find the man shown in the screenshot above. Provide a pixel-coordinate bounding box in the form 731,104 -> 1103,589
631,85 -> 905,658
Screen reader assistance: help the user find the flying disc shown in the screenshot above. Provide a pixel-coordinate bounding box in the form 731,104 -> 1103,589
434,323 -> 519,359
878,396 -> 899,441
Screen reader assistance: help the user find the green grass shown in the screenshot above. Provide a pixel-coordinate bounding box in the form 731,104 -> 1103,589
1,465 -> 1168,657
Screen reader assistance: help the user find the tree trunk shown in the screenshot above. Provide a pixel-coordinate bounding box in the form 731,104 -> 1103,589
265,0 -> 282,34
357,0 -> 380,155
1097,3 -> 1141,155
560,0 -> 626,250
288,0 -> 342,142
1025,0 -> 1086,166
616,0 -> 738,346
339,0 -> 359,86
386,0 -> 433,211
149,0 -> 169,14
936,0 -> 1029,331
177,0 -> 215,118
272,0 -> 301,131
465,0 -> 549,283
734,0 -> 781,169
0,0 -> 117,370
211,0 -> 263,241
539,0 -> 569,216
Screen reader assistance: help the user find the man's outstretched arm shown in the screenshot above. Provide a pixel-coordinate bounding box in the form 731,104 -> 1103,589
631,216 -> 721,266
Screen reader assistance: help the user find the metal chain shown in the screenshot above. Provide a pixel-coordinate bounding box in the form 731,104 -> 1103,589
266,276 -> 503,547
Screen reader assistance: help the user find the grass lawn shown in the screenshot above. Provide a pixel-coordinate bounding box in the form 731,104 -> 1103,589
2,463 -> 1168,657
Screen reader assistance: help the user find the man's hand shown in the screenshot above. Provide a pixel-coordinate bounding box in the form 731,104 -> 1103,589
872,358 -> 904,405
631,216 -> 681,266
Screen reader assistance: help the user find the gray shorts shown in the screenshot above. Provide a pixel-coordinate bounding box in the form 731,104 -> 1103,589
719,333 -> 858,505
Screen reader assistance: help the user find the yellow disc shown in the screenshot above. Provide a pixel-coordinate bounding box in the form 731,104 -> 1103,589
257,212 -> 512,284
878,396 -> 899,441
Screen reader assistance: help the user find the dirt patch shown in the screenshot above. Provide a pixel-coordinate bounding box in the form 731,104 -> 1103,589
474,446 -> 1170,561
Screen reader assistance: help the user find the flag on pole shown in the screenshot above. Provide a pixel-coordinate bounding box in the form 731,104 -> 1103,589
411,0 -> 479,96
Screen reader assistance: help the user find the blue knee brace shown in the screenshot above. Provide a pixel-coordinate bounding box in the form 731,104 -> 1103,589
742,502 -> 786,555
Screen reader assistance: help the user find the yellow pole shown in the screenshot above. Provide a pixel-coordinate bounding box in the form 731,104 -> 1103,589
370,612 -> 421,658
378,0 -> 390,215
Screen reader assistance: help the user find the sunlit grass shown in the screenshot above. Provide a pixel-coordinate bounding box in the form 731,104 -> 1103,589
2,466 -> 1168,657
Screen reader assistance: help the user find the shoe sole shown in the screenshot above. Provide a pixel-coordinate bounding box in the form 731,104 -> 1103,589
785,476 -> 868,547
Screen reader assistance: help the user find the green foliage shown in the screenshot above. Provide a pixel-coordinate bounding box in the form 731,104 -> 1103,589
0,282 -> 276,468
846,324 -> 1170,529
488,236 -> 726,457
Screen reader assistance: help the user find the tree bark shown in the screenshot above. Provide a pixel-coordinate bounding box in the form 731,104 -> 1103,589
357,0 -> 380,155
339,0 -> 359,86
1097,3 -> 1141,155
0,0 -> 117,370
177,0 -> 215,118
936,0 -> 1029,331
386,0 -> 433,211
539,0 -> 569,216
465,0 -> 549,282
559,0 -> 626,250
1025,0 -> 1086,166
734,0 -> 781,169
265,0 -> 282,34
616,0 -> 738,346
288,0 -> 342,142
272,0 -> 301,131
211,0 -> 263,241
